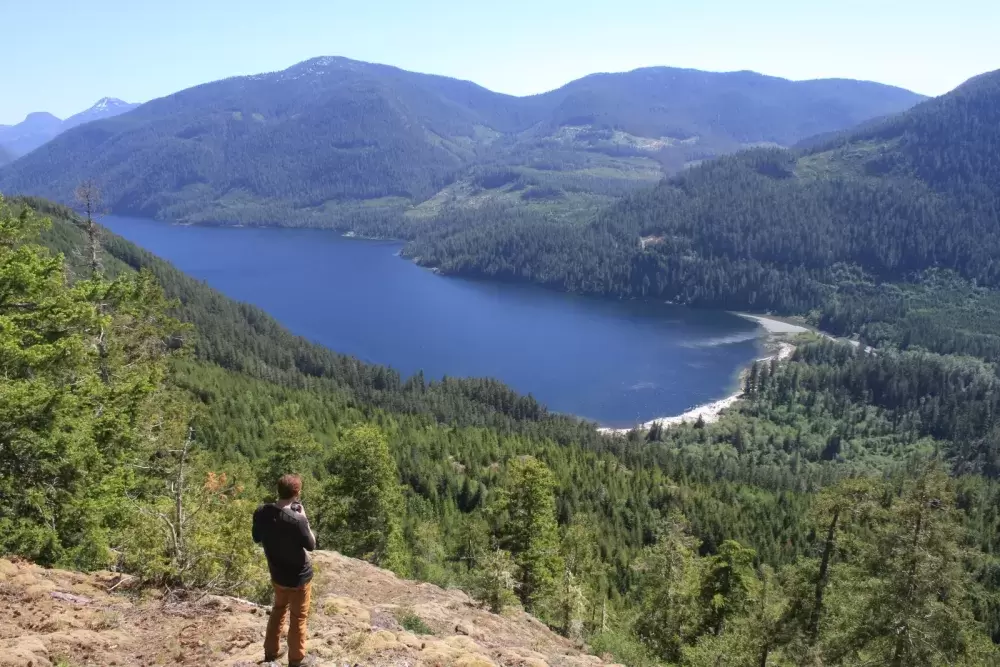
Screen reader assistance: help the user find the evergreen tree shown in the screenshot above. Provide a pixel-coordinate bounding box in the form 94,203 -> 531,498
825,467 -> 998,665
494,456 -> 564,610
318,424 -> 410,575
632,513 -> 703,663
258,408 -> 322,492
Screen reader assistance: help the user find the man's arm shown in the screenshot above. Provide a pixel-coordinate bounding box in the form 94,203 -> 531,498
298,513 -> 316,551
251,507 -> 263,544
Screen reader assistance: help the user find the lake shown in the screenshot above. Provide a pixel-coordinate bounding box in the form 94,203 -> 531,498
101,215 -> 762,427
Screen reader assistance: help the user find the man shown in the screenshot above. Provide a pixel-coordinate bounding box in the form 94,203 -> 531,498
252,474 -> 317,667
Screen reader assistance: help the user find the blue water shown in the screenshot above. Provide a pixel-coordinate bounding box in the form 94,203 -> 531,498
102,215 -> 762,427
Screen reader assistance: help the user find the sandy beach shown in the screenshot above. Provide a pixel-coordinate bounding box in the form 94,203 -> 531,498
598,314 -> 803,435
732,312 -> 810,334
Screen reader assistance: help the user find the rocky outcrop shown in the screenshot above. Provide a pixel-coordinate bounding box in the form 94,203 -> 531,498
0,552 -> 618,667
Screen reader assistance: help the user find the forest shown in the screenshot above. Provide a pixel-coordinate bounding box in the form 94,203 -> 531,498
4,192 -> 1000,665
405,69 -> 1000,339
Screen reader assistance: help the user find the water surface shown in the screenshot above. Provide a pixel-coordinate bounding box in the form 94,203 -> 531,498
102,215 -> 761,427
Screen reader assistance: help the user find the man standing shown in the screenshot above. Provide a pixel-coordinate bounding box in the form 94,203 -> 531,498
252,474 -> 316,667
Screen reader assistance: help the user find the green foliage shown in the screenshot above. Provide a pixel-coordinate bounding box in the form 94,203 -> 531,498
317,424 -> 410,575
493,456 -> 564,611
4,197 -> 1000,662
395,608 -> 434,635
470,548 -> 520,614
556,516 -> 609,637
408,70 -> 1000,334
258,411 -> 322,493
587,629 -> 662,667
819,467 -> 997,665
118,430 -> 270,601
632,513 -> 704,662
0,198 -> 104,565
697,540 -> 759,637
0,197 -> 183,569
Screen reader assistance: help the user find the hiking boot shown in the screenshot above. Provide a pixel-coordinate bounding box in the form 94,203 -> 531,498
289,657 -> 319,667
262,645 -> 286,663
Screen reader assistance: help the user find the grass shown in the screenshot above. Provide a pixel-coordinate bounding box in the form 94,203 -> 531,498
394,608 -> 434,635
89,609 -> 123,630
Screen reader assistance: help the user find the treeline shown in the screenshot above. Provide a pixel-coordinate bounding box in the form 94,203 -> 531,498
5,197 -> 1000,663
406,71 -> 1000,330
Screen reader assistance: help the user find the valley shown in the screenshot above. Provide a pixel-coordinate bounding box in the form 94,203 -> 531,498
3,37 -> 1000,667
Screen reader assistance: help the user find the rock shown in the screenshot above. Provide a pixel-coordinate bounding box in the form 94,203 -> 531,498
50,591 -> 93,605
0,551 -> 617,667
320,595 -> 371,625
0,636 -> 51,667
363,629 -> 402,653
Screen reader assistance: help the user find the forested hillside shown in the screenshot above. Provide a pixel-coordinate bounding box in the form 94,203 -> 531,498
4,194 -> 999,664
0,57 -> 922,225
410,69 -> 1000,349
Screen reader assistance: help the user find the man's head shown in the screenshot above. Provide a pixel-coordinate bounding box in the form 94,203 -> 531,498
277,474 -> 302,501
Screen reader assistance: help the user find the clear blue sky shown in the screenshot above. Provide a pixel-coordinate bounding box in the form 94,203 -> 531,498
2,0 -> 997,124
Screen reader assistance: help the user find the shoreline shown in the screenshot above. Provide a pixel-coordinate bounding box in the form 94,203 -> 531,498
598,314 -> 805,435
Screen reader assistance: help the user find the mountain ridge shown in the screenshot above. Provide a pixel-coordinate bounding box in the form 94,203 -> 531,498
0,97 -> 137,159
0,56 -> 925,224
405,67 -> 1000,338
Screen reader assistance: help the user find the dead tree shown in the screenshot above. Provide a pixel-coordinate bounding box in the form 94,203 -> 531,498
74,180 -> 104,278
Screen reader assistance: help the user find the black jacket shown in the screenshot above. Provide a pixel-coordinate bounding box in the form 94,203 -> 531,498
252,503 -> 316,588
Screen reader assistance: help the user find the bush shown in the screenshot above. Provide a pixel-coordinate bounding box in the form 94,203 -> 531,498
470,548 -> 520,613
395,608 -> 433,635
116,462 -> 269,602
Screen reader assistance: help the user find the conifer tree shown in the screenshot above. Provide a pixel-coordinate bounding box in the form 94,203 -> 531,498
318,424 -> 410,575
494,456 -> 563,610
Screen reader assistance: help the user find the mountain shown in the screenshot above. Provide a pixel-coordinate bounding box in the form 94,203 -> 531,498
0,144 -> 11,166
61,96 -> 139,131
0,111 -> 62,157
533,68 -> 922,150
0,98 -> 137,159
0,57 -> 924,224
408,69 -> 1000,331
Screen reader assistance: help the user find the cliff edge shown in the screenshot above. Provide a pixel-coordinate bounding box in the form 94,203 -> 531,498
0,551 -> 618,667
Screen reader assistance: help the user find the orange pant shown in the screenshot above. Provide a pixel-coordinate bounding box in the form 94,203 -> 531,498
264,581 -> 312,664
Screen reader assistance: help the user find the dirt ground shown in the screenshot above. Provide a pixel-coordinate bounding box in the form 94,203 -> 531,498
0,552 -> 619,667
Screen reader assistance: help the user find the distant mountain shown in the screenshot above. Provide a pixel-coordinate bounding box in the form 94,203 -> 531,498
62,97 -> 139,131
0,112 -> 63,158
0,98 -> 137,159
0,57 -> 924,223
0,145 -> 11,167
534,69 -> 923,149
408,68 -> 1000,317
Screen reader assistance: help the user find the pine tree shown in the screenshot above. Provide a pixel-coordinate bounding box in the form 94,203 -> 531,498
0,197 -> 102,565
698,540 -> 759,637
494,456 -> 564,610
258,408 -> 322,492
632,512 -> 703,663
821,467 -> 998,665
318,424 -> 410,575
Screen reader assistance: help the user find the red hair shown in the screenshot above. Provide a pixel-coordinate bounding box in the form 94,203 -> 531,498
277,474 -> 302,500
